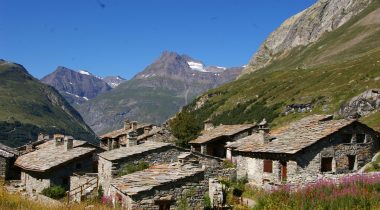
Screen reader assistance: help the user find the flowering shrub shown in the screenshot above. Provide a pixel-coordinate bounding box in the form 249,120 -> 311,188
254,173 -> 380,210
101,195 -> 112,205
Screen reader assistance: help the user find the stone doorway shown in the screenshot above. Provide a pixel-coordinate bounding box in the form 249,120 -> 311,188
155,200 -> 172,210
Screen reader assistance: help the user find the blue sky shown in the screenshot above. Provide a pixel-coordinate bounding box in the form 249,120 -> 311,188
0,0 -> 316,79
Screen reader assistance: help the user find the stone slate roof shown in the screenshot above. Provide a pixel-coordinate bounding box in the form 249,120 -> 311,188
15,140 -> 96,172
136,127 -> 163,141
36,139 -> 87,149
98,141 -> 172,161
189,124 -> 256,144
110,163 -> 203,196
0,143 -> 19,158
233,115 -> 355,154
226,133 -> 264,151
100,123 -> 152,139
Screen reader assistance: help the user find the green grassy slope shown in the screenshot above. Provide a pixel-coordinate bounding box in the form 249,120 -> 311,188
0,61 -> 97,147
169,0 -> 380,144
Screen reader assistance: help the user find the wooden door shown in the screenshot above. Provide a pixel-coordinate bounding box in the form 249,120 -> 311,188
281,161 -> 287,182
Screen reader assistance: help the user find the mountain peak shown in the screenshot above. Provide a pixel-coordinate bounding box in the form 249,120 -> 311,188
41,66 -> 111,104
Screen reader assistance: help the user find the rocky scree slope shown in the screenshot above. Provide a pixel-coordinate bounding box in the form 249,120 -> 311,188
169,0 -> 380,144
242,0 -> 373,75
102,76 -> 126,88
77,51 -> 242,134
0,60 -> 97,147
41,66 -> 112,105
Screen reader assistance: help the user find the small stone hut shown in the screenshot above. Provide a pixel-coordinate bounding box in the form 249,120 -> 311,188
228,115 -> 380,187
15,135 -> 98,194
98,141 -> 184,193
109,163 -> 205,209
189,120 -> 256,158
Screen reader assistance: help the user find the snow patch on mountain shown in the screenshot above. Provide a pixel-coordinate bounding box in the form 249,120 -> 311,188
79,70 -> 91,75
187,61 -> 206,72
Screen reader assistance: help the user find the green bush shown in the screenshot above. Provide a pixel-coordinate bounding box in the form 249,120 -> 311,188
203,194 -> 211,210
41,185 -> 66,199
222,160 -> 236,169
118,161 -> 149,176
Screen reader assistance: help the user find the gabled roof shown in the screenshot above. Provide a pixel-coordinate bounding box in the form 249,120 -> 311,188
0,143 -> 19,158
100,123 -> 152,139
233,115 -> 356,155
36,139 -> 87,149
110,163 -> 203,196
98,141 -> 172,161
15,140 -> 96,172
189,124 -> 256,144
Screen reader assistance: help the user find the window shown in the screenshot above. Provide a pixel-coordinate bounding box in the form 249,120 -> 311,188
62,177 -> 69,186
348,155 -> 357,170
263,160 -> 273,173
342,134 -> 353,143
76,163 -> 82,169
321,157 -> 333,172
356,134 -> 366,143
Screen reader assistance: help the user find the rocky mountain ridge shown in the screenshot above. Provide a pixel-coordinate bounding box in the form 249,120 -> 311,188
242,0 -> 373,75
41,66 -> 112,105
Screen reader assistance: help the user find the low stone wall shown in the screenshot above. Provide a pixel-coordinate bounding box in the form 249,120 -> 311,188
35,194 -> 62,206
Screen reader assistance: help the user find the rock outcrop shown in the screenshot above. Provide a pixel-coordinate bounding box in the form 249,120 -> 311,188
340,89 -> 380,119
242,0 -> 372,75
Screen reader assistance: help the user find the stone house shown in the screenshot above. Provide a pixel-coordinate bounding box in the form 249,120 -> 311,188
189,120 -> 256,158
98,141 -> 184,194
109,163 -> 205,210
227,115 -> 380,187
15,135 -> 99,194
0,143 -> 20,180
100,119 -> 155,150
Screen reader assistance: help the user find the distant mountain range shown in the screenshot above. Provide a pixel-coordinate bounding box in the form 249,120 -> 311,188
75,51 -> 243,134
41,66 -> 126,105
0,60 -> 97,147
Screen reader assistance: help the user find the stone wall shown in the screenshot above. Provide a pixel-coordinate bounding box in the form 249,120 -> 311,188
0,156 -> 19,180
109,171 -> 206,210
0,156 -> 9,178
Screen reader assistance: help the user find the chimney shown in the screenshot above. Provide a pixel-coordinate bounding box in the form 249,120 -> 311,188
204,119 -> 214,131
37,133 -> 44,141
127,131 -> 138,147
64,136 -> 74,151
258,119 -> 270,143
131,121 -> 138,131
124,119 -> 131,130
54,134 -> 64,146
144,126 -> 151,135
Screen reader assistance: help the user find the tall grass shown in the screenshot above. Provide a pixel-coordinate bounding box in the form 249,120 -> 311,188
254,173 -> 380,210
0,187 -> 116,210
